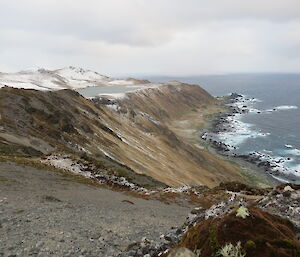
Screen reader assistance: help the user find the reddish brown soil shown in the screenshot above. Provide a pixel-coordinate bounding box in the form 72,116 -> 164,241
177,208 -> 300,257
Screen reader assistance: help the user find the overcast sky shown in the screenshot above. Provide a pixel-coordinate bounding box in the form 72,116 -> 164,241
1,0 -> 300,76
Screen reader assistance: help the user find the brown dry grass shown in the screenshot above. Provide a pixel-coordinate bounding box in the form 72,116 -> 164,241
177,207 -> 300,257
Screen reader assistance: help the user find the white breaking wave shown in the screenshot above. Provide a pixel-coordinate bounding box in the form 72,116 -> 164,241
217,117 -> 269,147
263,105 -> 298,113
211,94 -> 300,180
292,164 -> 300,173
218,96 -> 270,148
274,105 -> 298,110
251,152 -> 300,177
284,148 -> 300,156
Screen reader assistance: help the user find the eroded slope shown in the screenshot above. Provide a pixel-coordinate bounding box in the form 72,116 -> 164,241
0,82 -> 242,187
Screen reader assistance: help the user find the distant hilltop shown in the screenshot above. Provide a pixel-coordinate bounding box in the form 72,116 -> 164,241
0,66 -> 150,91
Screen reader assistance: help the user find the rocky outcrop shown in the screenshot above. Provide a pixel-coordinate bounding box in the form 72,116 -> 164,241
168,248 -> 196,257
117,182 -> 300,257
179,207 -> 300,257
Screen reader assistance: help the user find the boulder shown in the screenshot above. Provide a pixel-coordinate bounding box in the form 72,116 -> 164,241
168,248 -> 196,257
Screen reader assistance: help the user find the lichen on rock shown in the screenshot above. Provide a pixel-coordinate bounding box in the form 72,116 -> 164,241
235,206 -> 249,219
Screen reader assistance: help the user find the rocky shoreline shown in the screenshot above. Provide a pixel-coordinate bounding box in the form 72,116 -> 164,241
201,93 -> 300,185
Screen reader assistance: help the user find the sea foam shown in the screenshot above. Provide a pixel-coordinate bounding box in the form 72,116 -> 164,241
274,105 -> 298,110
284,148 -> 300,156
208,94 -> 300,181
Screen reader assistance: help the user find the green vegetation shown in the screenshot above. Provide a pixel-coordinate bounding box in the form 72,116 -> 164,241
236,206 -> 250,219
272,239 -> 299,250
15,210 -> 25,214
79,152 -> 165,189
0,148 -> 165,191
238,167 -> 276,188
43,195 -> 62,202
210,226 -> 220,256
79,152 -> 106,170
244,240 -> 256,251
0,155 -> 98,187
0,175 -> 7,182
0,142 -> 42,157
217,242 -> 245,257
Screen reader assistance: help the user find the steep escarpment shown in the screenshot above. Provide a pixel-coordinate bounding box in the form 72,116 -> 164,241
95,82 -> 242,187
0,82 -> 242,187
116,82 -> 215,121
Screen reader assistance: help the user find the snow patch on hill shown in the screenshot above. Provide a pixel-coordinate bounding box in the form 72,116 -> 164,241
0,66 -> 141,91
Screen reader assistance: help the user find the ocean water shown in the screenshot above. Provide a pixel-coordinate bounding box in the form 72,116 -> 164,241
146,74 -> 300,183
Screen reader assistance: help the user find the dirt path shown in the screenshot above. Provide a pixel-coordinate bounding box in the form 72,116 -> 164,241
0,162 -> 191,257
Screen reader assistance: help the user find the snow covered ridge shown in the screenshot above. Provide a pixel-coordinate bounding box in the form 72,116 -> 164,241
0,66 -> 148,91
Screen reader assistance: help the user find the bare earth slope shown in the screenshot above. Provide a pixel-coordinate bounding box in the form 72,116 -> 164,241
0,82 -> 242,187
0,162 -> 190,257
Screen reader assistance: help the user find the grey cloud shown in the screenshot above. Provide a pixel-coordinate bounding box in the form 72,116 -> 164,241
2,0 -> 300,46
1,0 -> 300,74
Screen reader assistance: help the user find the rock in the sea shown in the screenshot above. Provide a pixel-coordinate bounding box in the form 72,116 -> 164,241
168,248 -> 196,257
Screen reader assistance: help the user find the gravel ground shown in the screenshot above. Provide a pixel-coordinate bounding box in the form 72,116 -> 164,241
0,162 -> 191,257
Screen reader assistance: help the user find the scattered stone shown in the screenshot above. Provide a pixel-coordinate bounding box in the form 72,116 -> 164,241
282,191 -> 291,197
42,195 -> 62,202
284,185 -> 295,192
168,248 -> 196,257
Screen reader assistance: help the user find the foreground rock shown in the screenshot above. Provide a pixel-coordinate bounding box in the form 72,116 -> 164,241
1,159 -> 299,257
178,207 -> 299,257
118,182 -> 300,257
168,248 -> 196,257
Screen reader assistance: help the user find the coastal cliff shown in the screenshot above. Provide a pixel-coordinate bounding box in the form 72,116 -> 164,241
0,81 -> 241,187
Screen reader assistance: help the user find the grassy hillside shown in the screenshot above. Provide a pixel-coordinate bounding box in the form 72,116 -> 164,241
0,82 -> 243,187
